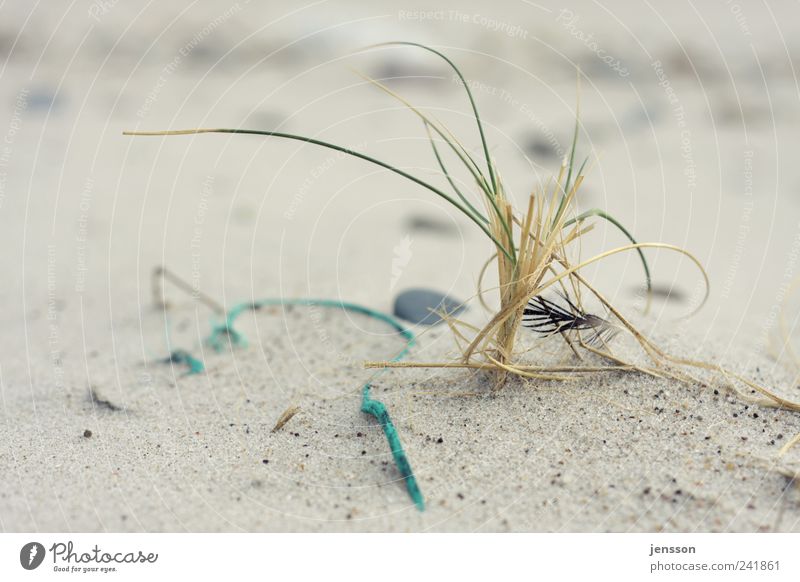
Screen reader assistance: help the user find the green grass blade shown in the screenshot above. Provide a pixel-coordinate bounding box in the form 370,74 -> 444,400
553,110 -> 582,226
349,71 -> 515,263
352,70 -> 490,198
123,128 -> 516,262
564,208 -> 652,293
424,122 -> 488,223
368,41 -> 498,196
563,111 -> 580,199
424,122 -> 514,260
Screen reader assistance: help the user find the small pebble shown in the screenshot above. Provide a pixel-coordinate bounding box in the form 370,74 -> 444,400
523,134 -> 560,159
405,215 -> 458,236
393,288 -> 465,326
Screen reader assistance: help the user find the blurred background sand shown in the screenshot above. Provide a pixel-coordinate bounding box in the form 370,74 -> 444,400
2,0 -> 800,531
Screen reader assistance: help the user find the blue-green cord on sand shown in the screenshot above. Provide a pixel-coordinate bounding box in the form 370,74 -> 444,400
165,349 -> 205,375
177,298 -> 425,511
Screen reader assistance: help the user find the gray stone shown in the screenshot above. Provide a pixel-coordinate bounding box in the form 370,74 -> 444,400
393,288 -> 466,326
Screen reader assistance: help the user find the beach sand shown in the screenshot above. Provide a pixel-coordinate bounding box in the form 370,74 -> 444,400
2,0 -> 800,531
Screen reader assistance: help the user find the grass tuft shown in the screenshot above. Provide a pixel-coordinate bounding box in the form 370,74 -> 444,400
126,43 -> 800,427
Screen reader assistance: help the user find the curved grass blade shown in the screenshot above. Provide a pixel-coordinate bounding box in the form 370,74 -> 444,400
538,241 -> 707,317
366,41 -> 498,196
352,64 -> 516,263
352,70 -> 491,203
351,68 -> 489,189
563,107 -> 581,201
424,122 -> 488,223
553,102 -> 582,226
422,122 -> 515,262
123,128 -> 515,262
564,208 -> 652,294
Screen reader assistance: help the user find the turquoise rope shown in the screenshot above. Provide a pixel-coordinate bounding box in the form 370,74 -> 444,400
165,349 -> 206,375
199,298 -> 425,511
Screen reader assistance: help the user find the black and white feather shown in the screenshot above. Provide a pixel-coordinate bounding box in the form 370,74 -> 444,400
521,293 -> 619,346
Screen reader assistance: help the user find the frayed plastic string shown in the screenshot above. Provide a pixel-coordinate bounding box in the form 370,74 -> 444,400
165,349 -> 205,375
207,323 -> 247,351
360,385 -> 424,510
175,298 -> 425,510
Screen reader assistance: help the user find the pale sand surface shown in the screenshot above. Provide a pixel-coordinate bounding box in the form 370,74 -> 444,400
2,1 -> 800,531
4,315 -> 800,532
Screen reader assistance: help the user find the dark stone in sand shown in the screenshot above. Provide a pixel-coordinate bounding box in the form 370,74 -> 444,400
27,89 -> 60,111
523,134 -> 560,159
405,214 -> 459,236
393,288 -> 465,326
630,283 -> 686,303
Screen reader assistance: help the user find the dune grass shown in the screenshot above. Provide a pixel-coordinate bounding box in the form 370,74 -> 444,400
126,42 -> 800,444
